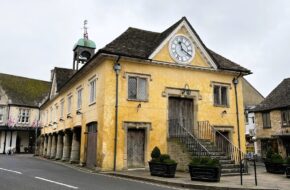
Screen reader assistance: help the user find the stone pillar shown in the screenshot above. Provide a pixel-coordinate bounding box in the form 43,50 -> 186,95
39,136 -> 44,156
61,132 -> 72,161
55,133 -> 63,160
42,136 -> 47,156
50,134 -> 57,159
70,129 -> 80,163
46,135 -> 52,158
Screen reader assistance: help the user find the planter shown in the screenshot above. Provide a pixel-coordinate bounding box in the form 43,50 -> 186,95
264,161 -> 286,174
149,162 -> 177,178
188,165 -> 221,182
286,166 -> 290,178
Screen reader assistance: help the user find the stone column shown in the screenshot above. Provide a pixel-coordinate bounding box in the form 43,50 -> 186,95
42,136 -> 47,156
39,136 -> 44,156
50,134 -> 57,159
61,132 -> 72,161
55,133 -> 63,160
46,135 -> 52,158
70,129 -> 80,163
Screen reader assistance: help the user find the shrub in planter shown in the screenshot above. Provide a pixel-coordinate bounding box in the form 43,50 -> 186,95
285,157 -> 290,178
264,153 -> 286,174
148,147 -> 177,178
188,157 -> 221,182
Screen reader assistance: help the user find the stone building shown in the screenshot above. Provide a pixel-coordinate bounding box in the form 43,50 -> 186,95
39,17 -> 251,173
253,78 -> 290,158
241,78 -> 264,156
0,73 -> 50,153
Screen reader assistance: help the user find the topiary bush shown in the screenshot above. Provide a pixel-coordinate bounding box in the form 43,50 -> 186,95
151,146 -> 161,159
271,153 -> 284,164
266,148 -> 274,160
189,157 -> 220,167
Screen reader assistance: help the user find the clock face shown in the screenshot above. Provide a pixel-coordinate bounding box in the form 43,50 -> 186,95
169,35 -> 195,64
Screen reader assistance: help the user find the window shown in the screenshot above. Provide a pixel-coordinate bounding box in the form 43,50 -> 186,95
77,88 -> 83,110
50,107 -> 53,123
60,100 -> 64,118
213,85 -> 228,106
67,95 -> 72,114
0,106 -> 4,122
18,108 -> 30,124
54,105 -> 58,123
262,112 -> 271,128
128,76 -> 147,101
281,110 -> 290,127
89,80 -> 96,104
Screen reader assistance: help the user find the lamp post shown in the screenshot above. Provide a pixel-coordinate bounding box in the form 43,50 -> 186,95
113,58 -> 121,171
233,77 -> 243,185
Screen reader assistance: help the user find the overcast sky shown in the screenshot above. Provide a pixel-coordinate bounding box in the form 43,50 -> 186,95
1,0 -> 290,97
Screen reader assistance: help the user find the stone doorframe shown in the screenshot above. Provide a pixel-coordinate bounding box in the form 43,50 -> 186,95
163,87 -> 200,136
213,125 -> 234,142
122,122 -> 151,170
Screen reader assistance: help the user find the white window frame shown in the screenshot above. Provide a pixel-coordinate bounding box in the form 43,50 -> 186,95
77,88 -> 83,110
67,94 -> 72,114
89,79 -> 96,105
60,99 -> 64,119
127,75 -> 149,101
18,108 -> 30,124
0,106 -> 4,123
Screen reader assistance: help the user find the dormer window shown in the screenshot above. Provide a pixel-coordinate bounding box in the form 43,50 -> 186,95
18,108 -> 30,124
281,109 -> 290,127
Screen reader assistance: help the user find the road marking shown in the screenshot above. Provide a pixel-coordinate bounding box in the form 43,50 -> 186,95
35,177 -> 78,189
0,167 -> 22,174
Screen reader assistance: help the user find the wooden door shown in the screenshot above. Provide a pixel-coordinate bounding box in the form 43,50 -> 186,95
168,97 -> 194,136
127,128 -> 145,168
86,123 -> 97,168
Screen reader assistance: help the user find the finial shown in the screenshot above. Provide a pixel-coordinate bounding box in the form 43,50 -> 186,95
83,20 -> 88,40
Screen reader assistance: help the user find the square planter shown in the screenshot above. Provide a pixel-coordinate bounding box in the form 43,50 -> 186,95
264,161 -> 286,174
188,165 -> 221,182
149,162 -> 177,178
286,166 -> 290,178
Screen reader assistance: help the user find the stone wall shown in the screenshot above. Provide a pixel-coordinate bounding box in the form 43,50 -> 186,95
167,139 -> 191,171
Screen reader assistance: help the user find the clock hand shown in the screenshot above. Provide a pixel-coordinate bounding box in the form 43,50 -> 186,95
178,41 -> 192,57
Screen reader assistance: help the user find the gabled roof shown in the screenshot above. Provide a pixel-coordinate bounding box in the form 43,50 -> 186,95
252,78 -> 290,112
54,67 -> 76,92
101,17 -> 251,73
0,73 -> 51,107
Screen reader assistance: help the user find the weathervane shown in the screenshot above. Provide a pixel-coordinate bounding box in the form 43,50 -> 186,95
83,20 -> 88,39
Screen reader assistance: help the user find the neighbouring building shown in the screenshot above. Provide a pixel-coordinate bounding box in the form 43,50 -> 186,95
39,17 -> 251,173
0,73 -> 50,154
241,78 -> 264,157
253,78 -> 290,158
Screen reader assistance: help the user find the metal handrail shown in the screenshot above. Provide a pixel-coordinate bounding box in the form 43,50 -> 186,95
169,119 -> 211,157
197,121 -> 246,164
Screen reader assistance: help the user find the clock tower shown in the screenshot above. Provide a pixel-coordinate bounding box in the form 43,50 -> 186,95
73,20 -> 96,70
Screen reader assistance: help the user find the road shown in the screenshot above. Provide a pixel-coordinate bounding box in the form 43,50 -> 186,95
0,154 -> 186,190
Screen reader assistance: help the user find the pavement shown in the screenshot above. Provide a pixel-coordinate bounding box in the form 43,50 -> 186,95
104,162 -> 290,190
0,154 -> 189,190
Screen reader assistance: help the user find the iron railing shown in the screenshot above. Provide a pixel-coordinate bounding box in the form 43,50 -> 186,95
197,121 -> 246,164
169,119 -> 211,157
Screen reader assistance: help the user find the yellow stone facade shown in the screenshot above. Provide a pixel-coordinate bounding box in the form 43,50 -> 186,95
40,20 -> 247,171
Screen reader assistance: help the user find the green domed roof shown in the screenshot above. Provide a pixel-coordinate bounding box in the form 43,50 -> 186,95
73,38 -> 96,49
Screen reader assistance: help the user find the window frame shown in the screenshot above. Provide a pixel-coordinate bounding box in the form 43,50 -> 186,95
213,84 -> 229,107
67,94 -> 73,114
127,75 -> 149,102
281,109 -> 290,127
60,99 -> 64,119
0,106 -> 4,123
89,79 -> 96,105
18,108 -> 30,124
77,88 -> 83,110
262,112 -> 271,129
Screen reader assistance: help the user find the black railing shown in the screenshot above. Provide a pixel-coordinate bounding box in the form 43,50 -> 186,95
169,119 -> 211,157
197,121 -> 246,164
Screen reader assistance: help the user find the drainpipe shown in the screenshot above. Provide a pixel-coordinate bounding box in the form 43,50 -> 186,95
35,109 -> 41,156
233,72 -> 243,185
3,104 -> 11,154
113,56 -> 121,171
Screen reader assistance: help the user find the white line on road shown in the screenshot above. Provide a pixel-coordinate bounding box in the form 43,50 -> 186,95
35,177 -> 78,189
0,167 -> 22,174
